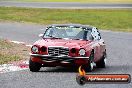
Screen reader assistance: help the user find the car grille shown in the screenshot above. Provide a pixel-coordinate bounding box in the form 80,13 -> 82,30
48,47 -> 69,56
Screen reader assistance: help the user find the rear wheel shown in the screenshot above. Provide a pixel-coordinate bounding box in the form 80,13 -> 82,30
96,52 -> 106,68
29,59 -> 41,72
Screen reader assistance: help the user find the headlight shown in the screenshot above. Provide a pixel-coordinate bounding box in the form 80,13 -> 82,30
32,46 -> 39,53
79,49 -> 86,56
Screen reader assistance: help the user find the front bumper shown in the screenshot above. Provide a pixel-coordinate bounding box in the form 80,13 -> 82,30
30,53 -> 89,64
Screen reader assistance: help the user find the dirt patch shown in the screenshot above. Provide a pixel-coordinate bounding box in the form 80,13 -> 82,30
0,39 -> 30,64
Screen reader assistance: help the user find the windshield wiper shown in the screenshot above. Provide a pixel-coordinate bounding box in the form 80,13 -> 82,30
72,38 -> 83,40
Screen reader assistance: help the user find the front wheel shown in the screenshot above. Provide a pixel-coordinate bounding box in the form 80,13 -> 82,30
29,59 -> 41,72
84,61 -> 94,72
83,51 -> 94,72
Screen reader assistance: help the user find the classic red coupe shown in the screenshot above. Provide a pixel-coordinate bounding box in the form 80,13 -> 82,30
29,24 -> 107,72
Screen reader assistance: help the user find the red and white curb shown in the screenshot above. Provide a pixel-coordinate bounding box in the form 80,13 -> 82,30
0,40 -> 32,73
0,60 -> 29,73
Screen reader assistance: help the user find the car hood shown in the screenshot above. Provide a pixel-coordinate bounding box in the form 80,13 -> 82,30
34,38 -> 91,48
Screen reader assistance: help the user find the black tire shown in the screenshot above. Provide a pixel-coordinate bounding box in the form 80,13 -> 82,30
29,59 -> 41,72
83,61 -> 94,72
96,53 -> 106,68
83,51 -> 94,72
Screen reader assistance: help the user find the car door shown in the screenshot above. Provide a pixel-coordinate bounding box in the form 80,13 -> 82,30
91,27 -> 102,62
98,39 -> 106,58
95,28 -> 106,58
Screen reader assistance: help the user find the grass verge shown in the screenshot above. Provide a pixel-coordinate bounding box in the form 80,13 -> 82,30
3,0 -> 132,3
0,39 -> 30,64
0,7 -> 132,32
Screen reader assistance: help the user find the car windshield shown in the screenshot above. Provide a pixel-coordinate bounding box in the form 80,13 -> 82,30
43,26 -> 91,40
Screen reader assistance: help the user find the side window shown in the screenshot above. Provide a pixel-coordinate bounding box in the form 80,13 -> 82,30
97,29 -> 101,40
91,27 -> 101,40
87,30 -> 94,40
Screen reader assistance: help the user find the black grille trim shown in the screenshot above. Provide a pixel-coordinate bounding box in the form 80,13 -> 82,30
48,47 -> 69,56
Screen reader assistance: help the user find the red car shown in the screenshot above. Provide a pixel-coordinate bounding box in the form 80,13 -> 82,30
29,24 -> 107,72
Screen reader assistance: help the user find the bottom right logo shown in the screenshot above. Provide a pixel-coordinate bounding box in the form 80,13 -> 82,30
76,66 -> 131,85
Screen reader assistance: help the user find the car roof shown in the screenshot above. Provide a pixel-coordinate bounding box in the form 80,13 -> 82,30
48,24 -> 95,30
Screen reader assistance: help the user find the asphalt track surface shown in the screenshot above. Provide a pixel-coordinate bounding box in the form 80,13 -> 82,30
0,1 -> 132,9
0,22 -> 132,88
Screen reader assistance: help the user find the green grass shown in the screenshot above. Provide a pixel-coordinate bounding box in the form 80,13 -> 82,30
0,7 -> 132,32
4,0 -> 132,3
0,54 -> 20,65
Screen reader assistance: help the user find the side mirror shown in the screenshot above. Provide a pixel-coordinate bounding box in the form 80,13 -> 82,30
38,34 -> 43,37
